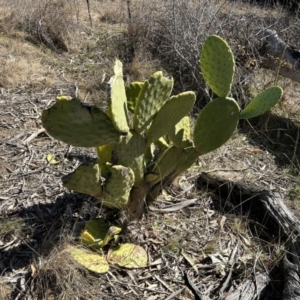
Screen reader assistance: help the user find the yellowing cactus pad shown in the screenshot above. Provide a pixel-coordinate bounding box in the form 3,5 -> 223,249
68,246 -> 109,274
80,218 -> 113,250
107,243 -> 148,269
108,59 -> 130,132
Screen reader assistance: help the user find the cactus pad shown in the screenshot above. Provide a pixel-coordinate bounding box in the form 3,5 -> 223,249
62,163 -> 102,197
200,35 -> 235,97
168,116 -> 191,148
102,165 -> 135,208
194,97 -> 240,155
42,98 -> 124,147
80,218 -> 110,249
239,86 -> 283,119
113,131 -> 146,185
146,92 -> 196,145
175,143 -> 198,175
108,59 -> 130,132
133,71 -> 173,133
126,82 -> 144,113
147,146 -> 185,184
97,143 -> 114,178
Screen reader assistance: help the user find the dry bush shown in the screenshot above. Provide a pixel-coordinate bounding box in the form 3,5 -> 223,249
0,0 -> 86,52
123,0 -> 298,109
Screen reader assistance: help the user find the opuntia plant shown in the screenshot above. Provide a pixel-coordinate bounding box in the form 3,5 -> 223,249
42,35 -> 283,273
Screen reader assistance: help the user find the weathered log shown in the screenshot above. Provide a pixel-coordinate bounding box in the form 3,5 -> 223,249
255,28 -> 300,83
198,171 -> 300,300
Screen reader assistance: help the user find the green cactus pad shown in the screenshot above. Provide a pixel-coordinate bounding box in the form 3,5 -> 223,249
194,97 -> 240,155
42,98 -> 124,147
133,71 -> 173,133
102,165 -> 135,208
146,146 -> 185,184
200,35 -> 235,97
126,82 -> 144,113
113,131 -> 146,185
62,163 -> 102,197
239,86 -> 283,119
146,91 -> 196,145
108,59 -> 130,132
168,116 -> 191,148
175,143 -> 198,174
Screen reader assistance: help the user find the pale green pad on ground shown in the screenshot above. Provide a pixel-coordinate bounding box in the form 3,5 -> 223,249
194,97 -> 240,155
102,165 -> 135,208
62,163 -> 102,197
108,243 -> 148,269
200,35 -> 235,97
42,98 -> 123,147
146,91 -> 196,145
168,116 -> 191,148
126,82 -> 144,113
68,246 -> 109,274
133,71 -> 173,133
108,59 -> 130,132
239,86 -> 283,119
147,146 -> 187,184
113,131 -> 146,185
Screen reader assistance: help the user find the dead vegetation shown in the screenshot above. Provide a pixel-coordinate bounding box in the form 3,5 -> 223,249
1,0 -> 300,299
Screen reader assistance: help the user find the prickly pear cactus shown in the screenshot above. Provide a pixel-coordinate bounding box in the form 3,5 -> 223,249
102,165 -> 135,208
42,98 -> 124,147
194,97 -> 240,155
41,34 -> 283,224
200,35 -> 235,97
62,163 -> 102,197
108,60 -> 130,132
133,71 -> 173,133
168,116 -> 191,148
41,34 -> 284,275
146,91 -> 196,145
239,86 -> 283,119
